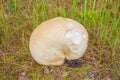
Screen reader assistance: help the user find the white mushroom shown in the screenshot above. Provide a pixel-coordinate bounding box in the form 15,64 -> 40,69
29,17 -> 88,66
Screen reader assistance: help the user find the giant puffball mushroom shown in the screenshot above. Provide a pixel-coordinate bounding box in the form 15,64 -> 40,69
29,17 -> 88,67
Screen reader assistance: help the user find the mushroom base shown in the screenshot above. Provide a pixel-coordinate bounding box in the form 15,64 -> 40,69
65,58 -> 82,68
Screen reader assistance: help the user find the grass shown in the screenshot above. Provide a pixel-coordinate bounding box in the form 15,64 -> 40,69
0,0 -> 120,80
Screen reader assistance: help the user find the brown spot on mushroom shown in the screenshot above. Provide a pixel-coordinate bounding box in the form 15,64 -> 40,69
65,58 -> 82,68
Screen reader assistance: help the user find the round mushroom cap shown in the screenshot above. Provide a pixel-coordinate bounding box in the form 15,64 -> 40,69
29,17 -> 88,65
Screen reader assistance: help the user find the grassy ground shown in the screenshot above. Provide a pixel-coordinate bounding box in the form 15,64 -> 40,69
0,0 -> 120,80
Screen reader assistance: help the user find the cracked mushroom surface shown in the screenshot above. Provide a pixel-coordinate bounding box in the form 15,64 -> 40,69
29,17 -> 88,66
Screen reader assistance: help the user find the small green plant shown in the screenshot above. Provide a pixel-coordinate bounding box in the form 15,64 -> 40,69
7,0 -> 17,12
83,0 -> 88,24
0,2 -> 9,48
